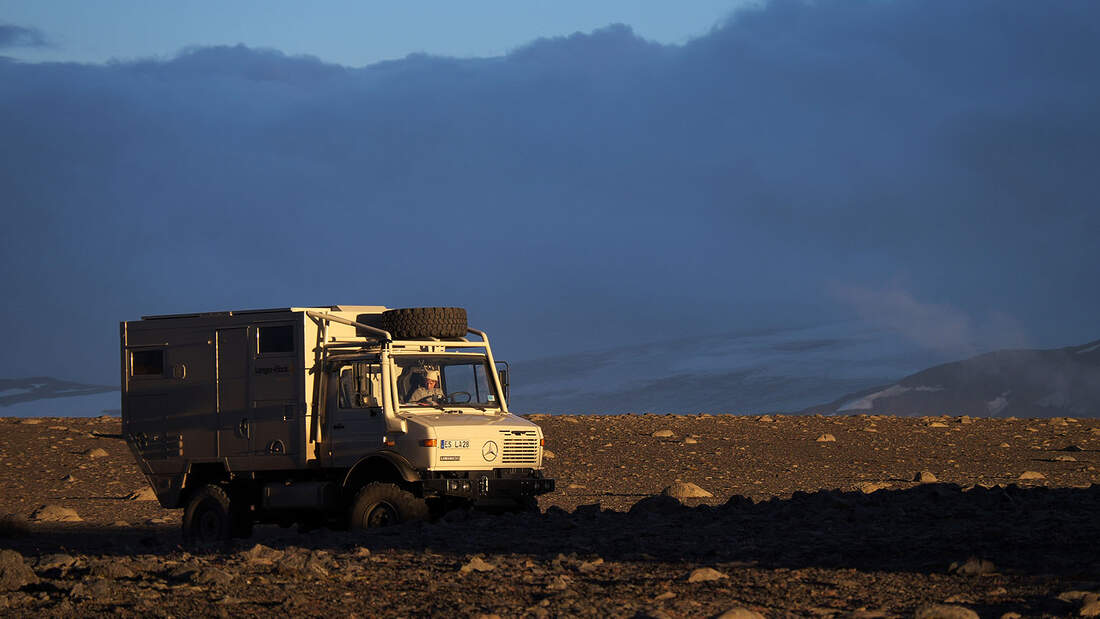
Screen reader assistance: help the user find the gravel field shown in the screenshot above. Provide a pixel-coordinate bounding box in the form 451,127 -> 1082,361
2,414 -> 1099,617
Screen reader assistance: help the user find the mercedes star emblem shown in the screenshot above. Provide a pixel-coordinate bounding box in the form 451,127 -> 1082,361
482,440 -> 498,462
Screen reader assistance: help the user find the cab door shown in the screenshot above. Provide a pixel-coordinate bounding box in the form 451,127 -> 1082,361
327,361 -> 386,467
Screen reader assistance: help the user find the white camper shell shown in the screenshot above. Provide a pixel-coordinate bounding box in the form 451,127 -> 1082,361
120,305 -> 553,541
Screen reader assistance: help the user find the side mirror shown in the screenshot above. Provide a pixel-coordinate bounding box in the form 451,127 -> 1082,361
496,361 -> 510,401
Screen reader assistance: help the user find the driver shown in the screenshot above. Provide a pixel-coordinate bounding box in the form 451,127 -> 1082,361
408,367 -> 445,405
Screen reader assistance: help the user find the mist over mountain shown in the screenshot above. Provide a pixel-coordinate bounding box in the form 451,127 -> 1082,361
2,0 -> 1098,389
805,339 -> 1100,418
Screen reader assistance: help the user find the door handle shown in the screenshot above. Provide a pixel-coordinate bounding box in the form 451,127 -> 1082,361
333,424 -> 345,430
238,419 -> 250,438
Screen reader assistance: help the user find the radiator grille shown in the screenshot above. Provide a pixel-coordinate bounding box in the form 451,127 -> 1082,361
501,436 -> 539,464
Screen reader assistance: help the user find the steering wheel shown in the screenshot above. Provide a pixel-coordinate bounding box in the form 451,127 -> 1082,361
445,391 -> 472,403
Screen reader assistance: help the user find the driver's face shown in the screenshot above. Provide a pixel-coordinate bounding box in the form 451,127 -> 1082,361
426,378 -> 438,388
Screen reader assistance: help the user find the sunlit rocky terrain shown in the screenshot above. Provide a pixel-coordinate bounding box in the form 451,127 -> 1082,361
2,414 -> 1100,617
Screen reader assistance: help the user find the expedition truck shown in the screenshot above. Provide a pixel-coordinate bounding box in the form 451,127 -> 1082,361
120,306 -> 554,542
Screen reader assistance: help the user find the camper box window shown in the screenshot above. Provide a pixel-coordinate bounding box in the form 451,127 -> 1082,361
131,350 -> 165,376
258,325 -> 294,355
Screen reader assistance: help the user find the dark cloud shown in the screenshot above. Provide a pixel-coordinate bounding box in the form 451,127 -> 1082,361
0,0 -> 1098,389
0,23 -> 47,48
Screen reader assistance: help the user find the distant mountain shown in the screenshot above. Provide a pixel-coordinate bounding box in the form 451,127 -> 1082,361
508,323 -> 944,414
803,340 -> 1100,418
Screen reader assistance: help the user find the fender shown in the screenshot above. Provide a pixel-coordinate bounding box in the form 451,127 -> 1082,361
341,450 -> 420,489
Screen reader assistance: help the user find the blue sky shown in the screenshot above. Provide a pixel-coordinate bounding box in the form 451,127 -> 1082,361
1,0 -> 1098,397
1,1 -> 748,65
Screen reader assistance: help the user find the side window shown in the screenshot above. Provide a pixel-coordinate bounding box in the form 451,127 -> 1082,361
258,325 -> 294,355
338,363 -> 381,411
131,349 -> 165,377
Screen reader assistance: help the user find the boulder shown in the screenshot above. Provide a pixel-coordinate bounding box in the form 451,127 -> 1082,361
0,550 -> 39,591
662,482 -> 713,499
686,567 -> 727,583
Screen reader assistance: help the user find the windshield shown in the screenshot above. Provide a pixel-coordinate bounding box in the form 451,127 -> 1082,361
394,355 -> 499,409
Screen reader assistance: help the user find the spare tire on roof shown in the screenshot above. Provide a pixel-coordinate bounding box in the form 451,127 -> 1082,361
381,307 -> 467,339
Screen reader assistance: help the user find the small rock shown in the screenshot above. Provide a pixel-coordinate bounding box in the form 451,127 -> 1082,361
460,556 -> 495,574
757,415 -> 774,422
859,482 -> 890,494
239,543 -> 284,566
0,550 -> 39,591
653,591 -> 676,601
662,482 -> 713,499
191,567 -> 234,586
929,422 -> 949,428
546,574 -> 572,591
716,608 -> 765,619
682,437 -> 698,445
1018,471 -> 1046,480
542,450 -> 555,459
914,471 -> 938,483
30,505 -> 81,523
85,448 -> 109,459
1081,599 -> 1100,617
1056,591 -> 1093,603
566,483 -> 586,490
125,487 -> 157,501
90,562 -> 135,579
69,577 -> 114,601
816,434 -> 837,442
999,443 -> 1010,448
577,558 -> 604,573
35,554 -> 77,572
686,567 -> 727,583
950,557 -> 995,576
19,419 -> 41,425
652,430 -> 675,438
914,604 -> 979,619
1053,455 -> 1077,462
61,474 -> 77,483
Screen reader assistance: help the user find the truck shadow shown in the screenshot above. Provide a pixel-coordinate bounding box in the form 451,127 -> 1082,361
6,483 -> 1099,576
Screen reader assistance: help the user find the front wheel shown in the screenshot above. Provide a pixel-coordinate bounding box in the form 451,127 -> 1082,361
348,483 -> 429,530
182,484 -> 235,544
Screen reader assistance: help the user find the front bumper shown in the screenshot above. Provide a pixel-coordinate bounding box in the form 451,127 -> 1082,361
422,475 -> 555,500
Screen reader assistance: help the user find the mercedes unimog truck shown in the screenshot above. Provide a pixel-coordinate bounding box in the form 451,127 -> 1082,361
120,306 -> 554,542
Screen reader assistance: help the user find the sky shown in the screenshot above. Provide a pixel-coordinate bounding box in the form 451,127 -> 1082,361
1,0 -> 1099,391
0,1 -> 748,66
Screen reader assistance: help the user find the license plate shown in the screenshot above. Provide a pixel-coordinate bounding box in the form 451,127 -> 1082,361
440,439 -> 469,449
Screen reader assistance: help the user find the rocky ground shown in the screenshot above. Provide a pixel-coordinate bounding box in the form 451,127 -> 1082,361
2,414 -> 1100,617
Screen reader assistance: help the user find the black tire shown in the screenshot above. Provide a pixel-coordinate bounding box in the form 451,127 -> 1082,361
182,484 -> 234,544
348,483 -> 429,530
381,307 -> 467,339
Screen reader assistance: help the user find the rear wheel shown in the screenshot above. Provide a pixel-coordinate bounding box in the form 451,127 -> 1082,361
348,483 -> 429,529
182,484 -> 234,544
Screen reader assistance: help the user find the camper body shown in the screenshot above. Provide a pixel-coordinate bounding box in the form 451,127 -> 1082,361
120,305 -> 553,540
